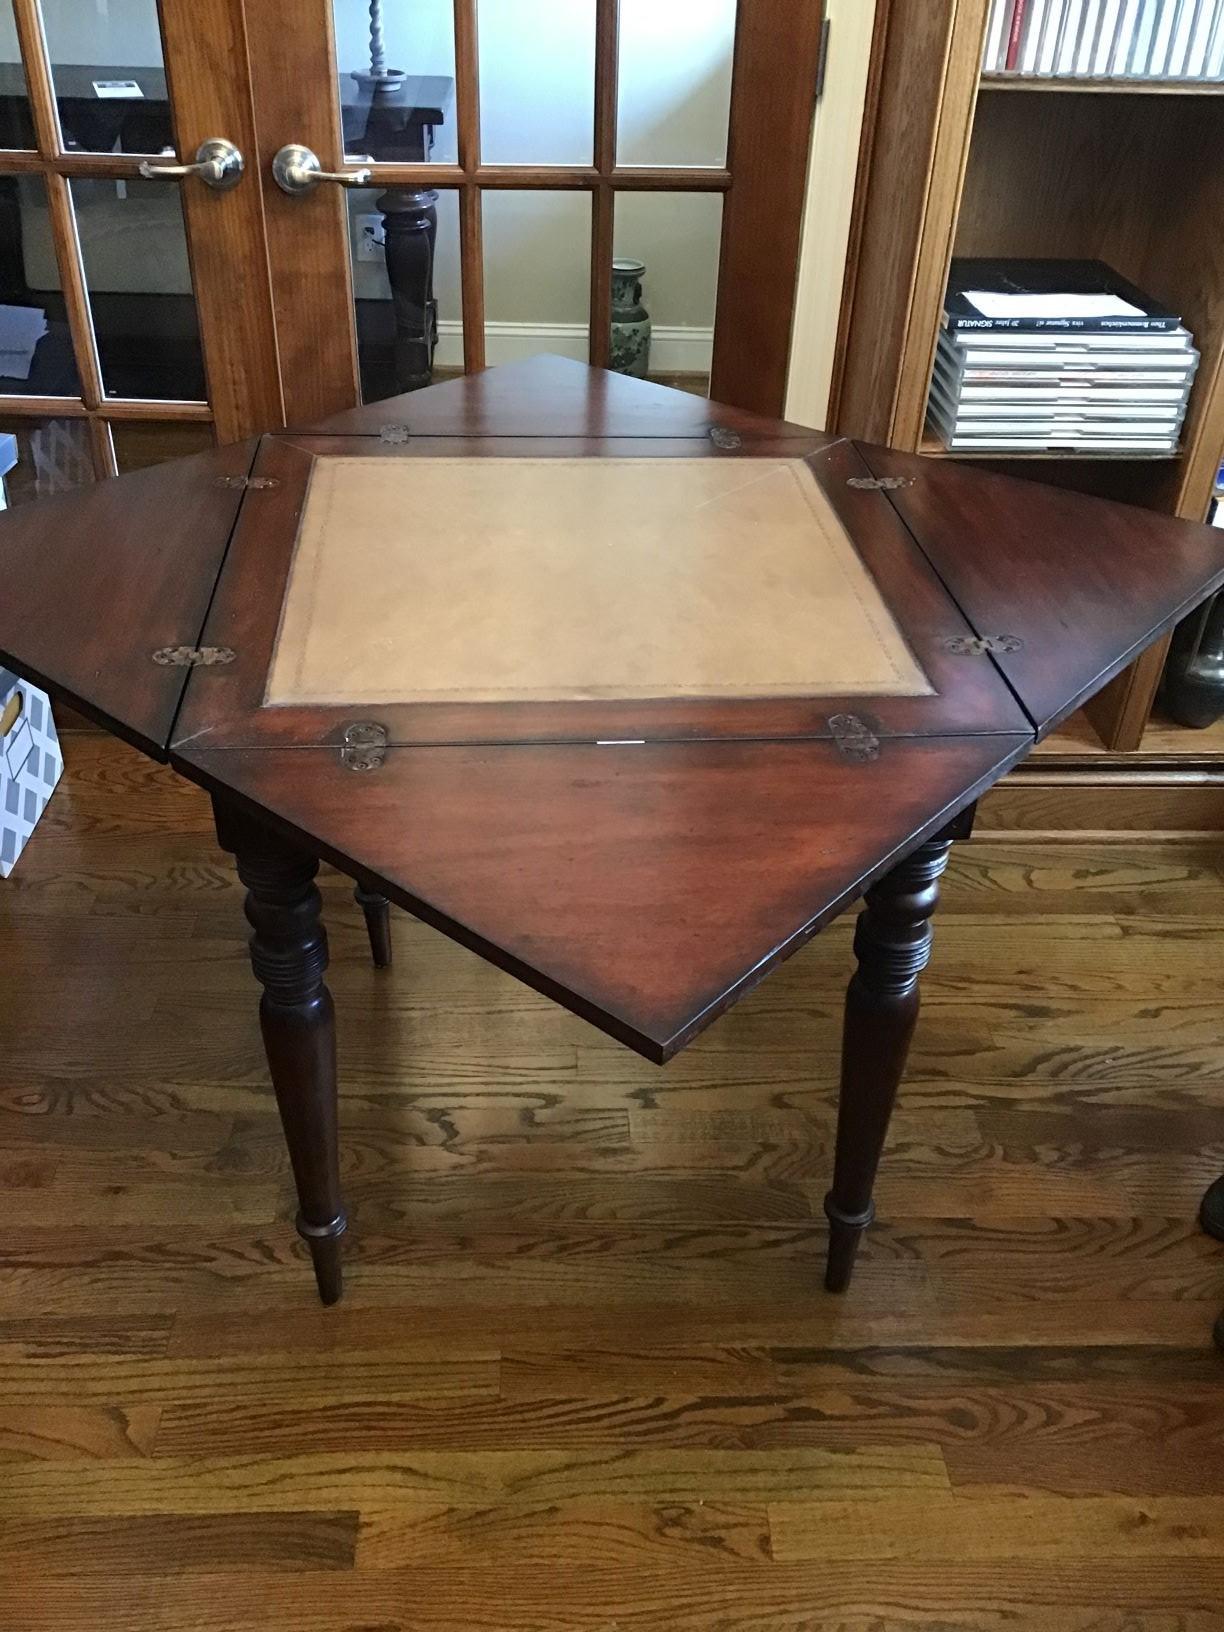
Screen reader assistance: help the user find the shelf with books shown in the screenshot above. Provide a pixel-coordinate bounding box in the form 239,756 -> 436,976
919,433 -> 1181,459
981,70 -> 1224,90
832,0 -> 1224,762
983,0 -> 1224,86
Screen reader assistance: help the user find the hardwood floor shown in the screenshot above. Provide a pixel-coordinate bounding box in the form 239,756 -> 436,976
2,733 -> 1223,1631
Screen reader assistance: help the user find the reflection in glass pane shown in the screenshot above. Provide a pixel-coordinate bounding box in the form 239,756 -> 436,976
0,416 -> 92,506
0,5 -> 37,149
69,178 -> 205,401
334,0 -> 457,165
479,0 -> 595,165
112,420 -> 212,474
347,185 -> 460,404
613,191 -> 723,394
0,178 -> 81,396
484,191 -> 591,365
41,0 -> 171,155
617,0 -> 736,168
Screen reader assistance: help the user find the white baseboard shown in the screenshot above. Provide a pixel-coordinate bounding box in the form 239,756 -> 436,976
433,319 -> 714,373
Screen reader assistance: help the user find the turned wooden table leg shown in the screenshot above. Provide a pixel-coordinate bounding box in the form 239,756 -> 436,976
1199,1177 -> 1224,1352
824,819 -> 965,1293
214,800 -> 348,1305
354,883 -> 393,970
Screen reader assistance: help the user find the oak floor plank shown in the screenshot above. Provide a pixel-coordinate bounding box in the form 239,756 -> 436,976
5,734 -> 1224,1629
6,1562 -> 1224,1632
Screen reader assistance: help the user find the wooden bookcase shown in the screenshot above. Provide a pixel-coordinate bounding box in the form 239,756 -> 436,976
830,0 -> 1224,764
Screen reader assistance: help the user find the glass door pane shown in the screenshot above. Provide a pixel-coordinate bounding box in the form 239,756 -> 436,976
617,0 -> 737,168
333,0 -> 458,164
478,0 -> 597,165
613,191 -> 723,394
41,0 -> 172,155
0,4 -> 36,149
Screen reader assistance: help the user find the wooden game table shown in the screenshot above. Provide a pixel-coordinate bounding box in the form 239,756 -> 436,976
3,356 -> 1223,1307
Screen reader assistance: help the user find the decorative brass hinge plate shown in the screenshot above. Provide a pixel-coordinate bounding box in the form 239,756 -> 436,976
828,713 -> 881,762
940,634 -> 1024,656
151,646 -> 236,668
709,427 -> 742,450
340,721 -> 388,771
214,475 -> 280,490
380,424 -> 410,444
847,475 -> 915,491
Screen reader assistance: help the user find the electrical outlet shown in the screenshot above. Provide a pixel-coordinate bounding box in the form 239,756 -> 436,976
355,214 -> 386,262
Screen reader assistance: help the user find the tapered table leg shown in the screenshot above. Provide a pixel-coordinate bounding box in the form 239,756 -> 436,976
1200,1177 -> 1224,1352
824,831 -> 956,1292
354,883 -> 393,970
214,800 -> 347,1304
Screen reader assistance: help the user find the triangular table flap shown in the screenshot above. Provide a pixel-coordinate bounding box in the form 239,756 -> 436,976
0,439 -> 257,757
293,354 -> 834,446
174,732 -> 1030,1062
857,442 -> 1224,737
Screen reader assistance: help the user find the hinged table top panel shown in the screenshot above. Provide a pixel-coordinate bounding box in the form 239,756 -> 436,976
175,431 -> 1029,750
265,454 -> 933,708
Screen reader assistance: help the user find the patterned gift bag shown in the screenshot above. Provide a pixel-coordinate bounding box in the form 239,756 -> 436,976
0,668 -> 63,878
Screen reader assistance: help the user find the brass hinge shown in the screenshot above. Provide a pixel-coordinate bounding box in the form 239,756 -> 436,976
814,16 -> 831,105
709,427 -> 742,450
214,475 -> 280,491
340,721 -> 388,772
380,424 -> 410,444
940,634 -> 1024,656
847,475 -> 915,491
151,646 -> 236,668
828,713 -> 880,763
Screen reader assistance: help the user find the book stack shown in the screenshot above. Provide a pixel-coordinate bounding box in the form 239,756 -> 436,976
927,259 -> 1200,455
984,0 -> 1224,80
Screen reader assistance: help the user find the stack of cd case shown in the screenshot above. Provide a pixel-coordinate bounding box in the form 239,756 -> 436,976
927,259 -> 1200,455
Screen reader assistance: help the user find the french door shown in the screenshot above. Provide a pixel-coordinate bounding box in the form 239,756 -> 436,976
0,0 -> 823,507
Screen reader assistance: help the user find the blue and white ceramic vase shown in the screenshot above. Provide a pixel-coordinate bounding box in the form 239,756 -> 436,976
610,258 -> 652,378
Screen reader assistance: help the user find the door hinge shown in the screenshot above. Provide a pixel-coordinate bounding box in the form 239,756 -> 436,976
380,424 -> 410,444
214,475 -> 280,491
151,646 -> 237,668
340,721 -> 388,772
940,634 -> 1024,656
828,712 -> 880,762
815,16 -> 831,105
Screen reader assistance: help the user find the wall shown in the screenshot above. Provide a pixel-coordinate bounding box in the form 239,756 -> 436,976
6,0 -> 735,368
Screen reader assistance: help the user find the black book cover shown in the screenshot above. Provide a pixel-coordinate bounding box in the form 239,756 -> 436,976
943,259 -> 1182,334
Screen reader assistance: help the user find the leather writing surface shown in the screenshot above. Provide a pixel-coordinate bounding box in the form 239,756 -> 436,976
265,455 -> 932,707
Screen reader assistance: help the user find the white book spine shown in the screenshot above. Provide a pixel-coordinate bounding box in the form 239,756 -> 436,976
1056,0 -> 1086,69
1169,0 -> 1201,69
1129,0 -> 1160,68
1111,0 -> 1142,70
1036,0 -> 1064,68
1208,0 -> 1224,72
1192,0 -> 1223,70
984,0 -> 1010,69
1023,0 -> 1050,68
1076,0 -> 1103,70
1094,0 -> 1123,67
1149,0 -> 1181,72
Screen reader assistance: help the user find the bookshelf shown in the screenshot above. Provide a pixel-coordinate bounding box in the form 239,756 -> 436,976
831,0 -> 1224,764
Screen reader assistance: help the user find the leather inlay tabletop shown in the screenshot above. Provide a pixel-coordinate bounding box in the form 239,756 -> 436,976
264,456 -> 932,707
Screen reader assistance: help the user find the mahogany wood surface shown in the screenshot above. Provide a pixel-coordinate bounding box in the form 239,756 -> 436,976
858,442 -> 1224,739
173,735 -> 1031,1063
0,439 -> 257,757
295,355 -> 830,441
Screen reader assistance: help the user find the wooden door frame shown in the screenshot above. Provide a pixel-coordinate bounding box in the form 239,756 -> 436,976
244,0 -> 825,425
0,0 -> 280,468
